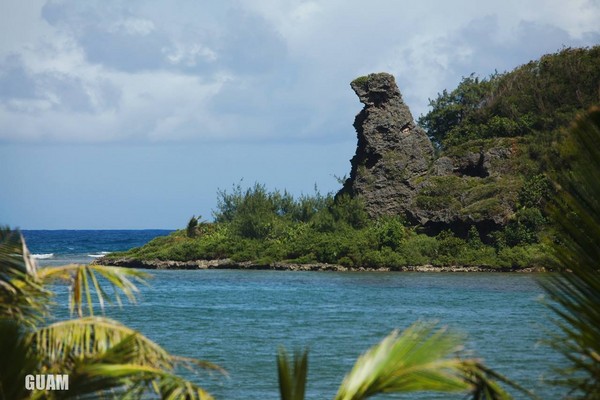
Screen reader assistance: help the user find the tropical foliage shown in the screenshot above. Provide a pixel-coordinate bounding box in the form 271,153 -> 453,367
543,107 -> 600,398
0,228 -> 221,399
109,182 -> 548,270
418,46 -> 600,149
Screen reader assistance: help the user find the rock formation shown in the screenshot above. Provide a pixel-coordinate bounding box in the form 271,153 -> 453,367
338,73 -> 435,218
339,73 -> 519,237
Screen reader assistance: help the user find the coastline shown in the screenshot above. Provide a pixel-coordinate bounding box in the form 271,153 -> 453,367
93,257 -> 547,273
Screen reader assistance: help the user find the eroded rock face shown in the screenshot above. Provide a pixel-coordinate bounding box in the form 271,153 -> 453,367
338,73 -> 435,218
339,73 -> 520,237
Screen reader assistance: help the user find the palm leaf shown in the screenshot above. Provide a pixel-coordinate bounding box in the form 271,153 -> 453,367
460,361 -> 539,400
0,228 -> 51,327
334,323 -> 470,400
60,335 -> 218,399
35,316 -> 178,371
74,363 -> 215,400
1,229 -> 223,399
39,264 -> 149,317
277,347 -> 308,400
33,317 -> 222,399
333,322 -> 535,400
544,106 -> 600,397
0,319 -> 40,400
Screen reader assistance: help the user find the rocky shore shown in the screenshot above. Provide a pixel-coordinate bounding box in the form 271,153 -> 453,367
93,257 -> 546,273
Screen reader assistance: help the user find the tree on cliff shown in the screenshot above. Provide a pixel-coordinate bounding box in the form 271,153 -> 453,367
418,73 -> 496,146
419,46 -> 600,148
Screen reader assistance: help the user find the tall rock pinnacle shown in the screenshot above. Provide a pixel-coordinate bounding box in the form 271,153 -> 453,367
339,73 -> 435,219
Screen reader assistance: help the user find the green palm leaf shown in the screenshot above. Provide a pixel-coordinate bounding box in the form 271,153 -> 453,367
75,364 -> 215,400
334,323 -> 470,400
34,317 -> 223,398
0,228 -> 50,327
544,106 -> 600,397
333,322 -> 533,400
277,347 -> 308,400
39,264 -> 149,318
36,317 -> 179,371
0,319 -> 40,400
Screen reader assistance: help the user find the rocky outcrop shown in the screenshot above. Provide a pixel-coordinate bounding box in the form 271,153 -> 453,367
338,73 -> 435,218
339,73 -> 520,237
93,257 -> 545,272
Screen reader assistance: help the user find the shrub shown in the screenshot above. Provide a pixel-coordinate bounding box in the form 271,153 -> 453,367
375,217 -> 406,250
186,216 -> 198,238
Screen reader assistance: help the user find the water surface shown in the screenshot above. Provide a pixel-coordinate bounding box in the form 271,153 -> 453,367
108,270 -> 562,399
26,230 -> 563,398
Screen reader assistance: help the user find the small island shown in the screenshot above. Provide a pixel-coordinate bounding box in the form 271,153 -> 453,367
97,46 -> 600,271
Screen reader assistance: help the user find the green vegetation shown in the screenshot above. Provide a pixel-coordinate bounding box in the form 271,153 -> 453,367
110,182 -> 547,269
351,75 -> 370,89
418,47 -> 600,150
187,215 -> 199,237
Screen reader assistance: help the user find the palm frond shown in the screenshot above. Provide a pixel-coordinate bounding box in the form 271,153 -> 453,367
0,319 -> 40,400
0,227 -> 51,326
544,106 -> 600,397
35,316 -> 176,371
74,363 -> 215,400
33,317 -> 222,399
277,347 -> 308,400
460,361 -> 539,400
59,335 -> 218,399
333,322 -> 535,400
39,264 -> 149,317
0,229 -> 223,399
334,323 -> 470,400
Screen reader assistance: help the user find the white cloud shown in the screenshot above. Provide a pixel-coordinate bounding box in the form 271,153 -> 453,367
110,17 -> 156,36
0,0 -> 598,143
163,43 -> 218,66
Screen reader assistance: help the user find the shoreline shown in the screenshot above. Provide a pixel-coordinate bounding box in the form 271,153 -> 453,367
93,257 -> 547,273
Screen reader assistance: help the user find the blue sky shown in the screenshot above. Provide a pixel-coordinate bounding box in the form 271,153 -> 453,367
1,0 -> 599,229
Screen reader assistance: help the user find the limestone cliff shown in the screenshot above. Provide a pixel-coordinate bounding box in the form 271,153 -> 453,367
339,73 -> 520,236
338,73 -> 435,218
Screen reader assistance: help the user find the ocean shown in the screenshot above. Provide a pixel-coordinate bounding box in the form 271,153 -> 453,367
22,230 -> 565,399
22,229 -> 173,265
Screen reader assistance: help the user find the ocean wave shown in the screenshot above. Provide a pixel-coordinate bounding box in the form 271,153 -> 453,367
88,251 -> 110,258
32,253 -> 54,259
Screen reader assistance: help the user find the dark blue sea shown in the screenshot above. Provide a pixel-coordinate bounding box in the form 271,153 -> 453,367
22,229 -> 173,265
22,230 -> 566,399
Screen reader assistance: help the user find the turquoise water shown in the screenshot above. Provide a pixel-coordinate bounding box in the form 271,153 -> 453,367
27,230 -> 565,398
106,270 -> 563,399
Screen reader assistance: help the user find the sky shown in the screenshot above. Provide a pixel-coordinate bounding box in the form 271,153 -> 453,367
1,0 -> 599,229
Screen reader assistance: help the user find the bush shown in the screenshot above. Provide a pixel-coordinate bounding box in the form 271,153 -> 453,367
375,217 -> 406,250
497,245 -> 547,268
399,234 -> 439,265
